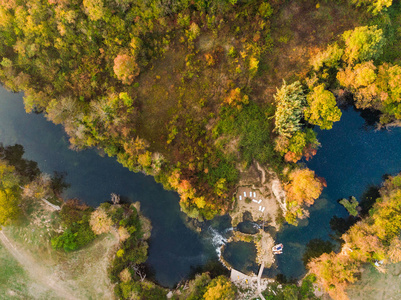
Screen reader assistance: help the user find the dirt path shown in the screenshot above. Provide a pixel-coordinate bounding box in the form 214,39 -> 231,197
0,231 -> 80,300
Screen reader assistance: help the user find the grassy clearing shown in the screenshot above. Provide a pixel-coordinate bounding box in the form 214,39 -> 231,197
346,262 -> 401,299
0,199 -> 118,300
0,242 -> 31,299
0,240 -> 60,300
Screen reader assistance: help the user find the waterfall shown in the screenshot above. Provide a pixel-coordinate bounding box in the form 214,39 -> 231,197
206,226 -> 233,270
208,226 -> 227,256
223,227 -> 234,234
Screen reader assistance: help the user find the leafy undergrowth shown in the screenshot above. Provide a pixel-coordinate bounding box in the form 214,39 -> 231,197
257,274 -> 320,300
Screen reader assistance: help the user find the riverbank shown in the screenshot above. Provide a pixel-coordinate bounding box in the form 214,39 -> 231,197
0,87 -> 218,288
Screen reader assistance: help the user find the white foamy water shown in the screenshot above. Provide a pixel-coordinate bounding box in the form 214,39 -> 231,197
223,227 -> 234,234
208,227 -> 228,256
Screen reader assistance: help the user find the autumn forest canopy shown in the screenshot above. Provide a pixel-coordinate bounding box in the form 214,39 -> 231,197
1,0 -> 401,299
0,0 -> 399,223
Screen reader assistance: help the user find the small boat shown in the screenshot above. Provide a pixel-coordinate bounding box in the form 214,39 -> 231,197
272,243 -> 283,254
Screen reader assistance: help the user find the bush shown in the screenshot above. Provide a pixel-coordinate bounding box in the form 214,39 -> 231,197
52,200 -> 96,251
51,229 -> 78,252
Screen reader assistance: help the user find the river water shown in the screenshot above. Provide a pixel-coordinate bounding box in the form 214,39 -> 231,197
3,86 -> 401,284
0,87 -> 221,287
276,108 -> 401,279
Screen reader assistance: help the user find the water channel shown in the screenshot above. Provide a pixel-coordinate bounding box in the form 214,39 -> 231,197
0,87 -> 220,287
2,86 -> 401,284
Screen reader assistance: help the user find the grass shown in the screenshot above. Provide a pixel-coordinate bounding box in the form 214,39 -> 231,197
0,243 -> 30,299
346,262 -> 401,299
0,199 -> 118,300
267,0 -> 362,93
0,243 -> 59,300
214,102 -> 282,171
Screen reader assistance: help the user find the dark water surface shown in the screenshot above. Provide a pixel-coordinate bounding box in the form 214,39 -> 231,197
222,241 -> 258,274
4,85 -> 401,283
0,87 -> 219,287
276,108 -> 401,279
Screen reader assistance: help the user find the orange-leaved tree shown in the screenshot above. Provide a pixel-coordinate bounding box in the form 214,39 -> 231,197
113,54 -> 139,85
285,168 -> 325,225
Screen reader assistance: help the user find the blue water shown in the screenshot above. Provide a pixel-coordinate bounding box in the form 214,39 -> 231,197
3,84 -> 401,283
276,108 -> 401,278
0,87 -> 218,287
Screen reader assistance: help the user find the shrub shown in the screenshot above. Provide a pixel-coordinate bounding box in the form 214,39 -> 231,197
51,229 -> 78,252
203,276 -> 236,300
90,208 -> 113,235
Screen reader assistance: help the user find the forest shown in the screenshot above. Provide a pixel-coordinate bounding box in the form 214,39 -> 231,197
0,0 -> 400,223
1,0 -> 401,299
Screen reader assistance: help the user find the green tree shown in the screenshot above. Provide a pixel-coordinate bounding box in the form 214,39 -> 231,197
339,196 -> 359,217
274,81 -> 306,138
51,228 -> 78,252
283,128 -> 319,163
305,84 -> 341,129
342,25 -> 385,63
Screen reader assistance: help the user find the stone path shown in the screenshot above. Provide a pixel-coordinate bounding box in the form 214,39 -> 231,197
230,263 -> 269,300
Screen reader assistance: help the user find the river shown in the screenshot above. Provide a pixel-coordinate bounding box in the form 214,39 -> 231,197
276,107 -> 401,279
0,87 -> 221,287
3,86 -> 401,284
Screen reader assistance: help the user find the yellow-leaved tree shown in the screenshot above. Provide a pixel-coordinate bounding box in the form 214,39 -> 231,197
304,84 -> 342,130
113,54 -> 140,85
203,276 -> 236,300
0,160 -> 21,226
